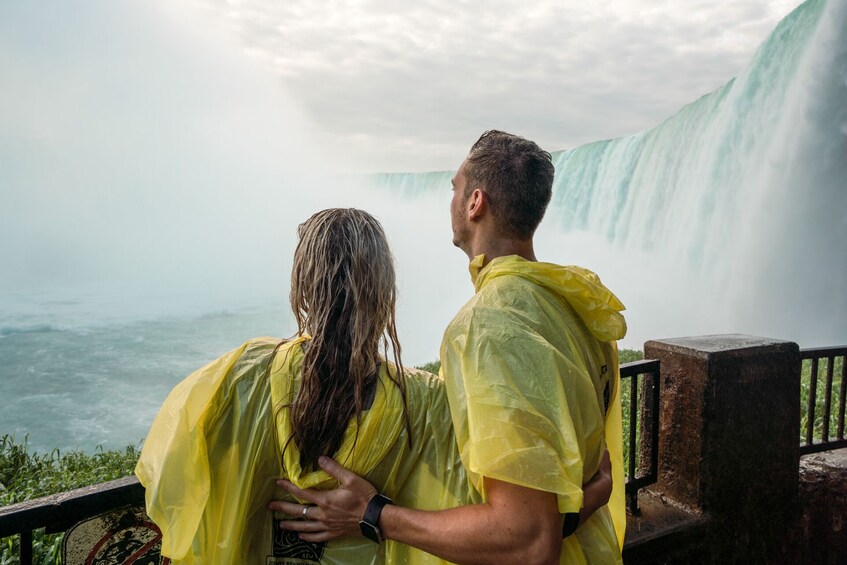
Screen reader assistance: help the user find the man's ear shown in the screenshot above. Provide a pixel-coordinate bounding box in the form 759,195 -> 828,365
467,188 -> 486,220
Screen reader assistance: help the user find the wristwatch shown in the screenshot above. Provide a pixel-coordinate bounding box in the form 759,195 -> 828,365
359,493 -> 393,543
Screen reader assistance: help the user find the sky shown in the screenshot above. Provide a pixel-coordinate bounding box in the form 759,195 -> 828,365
192,0 -> 806,172
0,0 -> 805,176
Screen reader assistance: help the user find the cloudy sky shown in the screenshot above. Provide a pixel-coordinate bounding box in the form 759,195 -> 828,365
0,0 -> 808,299
193,0 -> 805,172
0,0 -> 805,176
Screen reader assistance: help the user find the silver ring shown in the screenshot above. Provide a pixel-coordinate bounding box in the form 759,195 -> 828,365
302,505 -> 310,518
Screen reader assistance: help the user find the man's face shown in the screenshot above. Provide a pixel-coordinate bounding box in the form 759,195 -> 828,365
450,160 -> 471,252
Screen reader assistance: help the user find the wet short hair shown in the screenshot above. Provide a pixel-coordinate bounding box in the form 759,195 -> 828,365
464,130 -> 554,239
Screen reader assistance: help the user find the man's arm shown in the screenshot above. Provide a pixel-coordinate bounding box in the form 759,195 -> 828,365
382,476 -> 563,564
273,456 -> 562,565
576,448 -> 612,530
270,453 -> 612,565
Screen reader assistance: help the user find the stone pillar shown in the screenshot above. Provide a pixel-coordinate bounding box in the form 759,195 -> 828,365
644,334 -> 800,562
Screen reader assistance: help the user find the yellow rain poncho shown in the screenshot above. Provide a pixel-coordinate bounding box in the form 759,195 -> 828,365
136,336 -> 479,565
440,255 -> 627,564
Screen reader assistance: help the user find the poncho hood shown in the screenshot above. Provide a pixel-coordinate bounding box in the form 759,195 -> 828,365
469,254 -> 627,342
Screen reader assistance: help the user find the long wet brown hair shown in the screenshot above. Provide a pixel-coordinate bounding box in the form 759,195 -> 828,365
286,208 -> 410,470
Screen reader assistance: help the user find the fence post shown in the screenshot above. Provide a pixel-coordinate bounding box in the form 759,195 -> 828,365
643,334 -> 800,562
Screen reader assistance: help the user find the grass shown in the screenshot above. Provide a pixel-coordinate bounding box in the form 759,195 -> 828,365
800,355 -> 845,444
0,435 -> 140,565
618,350 -> 645,474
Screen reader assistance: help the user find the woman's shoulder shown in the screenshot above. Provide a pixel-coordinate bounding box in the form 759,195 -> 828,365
222,337 -> 289,379
239,336 -> 297,358
396,366 -> 450,421
235,336 -> 309,376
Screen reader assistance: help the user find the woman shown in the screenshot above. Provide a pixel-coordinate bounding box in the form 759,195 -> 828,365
136,208 -> 611,564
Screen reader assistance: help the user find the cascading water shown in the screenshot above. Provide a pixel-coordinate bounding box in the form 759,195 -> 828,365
365,0 -> 847,348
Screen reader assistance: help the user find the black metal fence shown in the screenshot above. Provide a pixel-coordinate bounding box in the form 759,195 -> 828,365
620,359 -> 661,515
1,359 -> 664,562
0,476 -> 145,565
799,346 -> 847,455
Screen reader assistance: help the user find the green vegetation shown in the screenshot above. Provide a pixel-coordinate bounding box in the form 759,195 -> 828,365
800,356 -> 845,444
0,435 -> 140,565
618,350 -> 645,473
618,348 -> 645,365
414,360 -> 441,375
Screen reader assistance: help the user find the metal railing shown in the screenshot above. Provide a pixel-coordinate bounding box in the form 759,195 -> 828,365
620,359 -> 661,515
2,360 -> 662,562
0,476 -> 145,565
799,346 -> 847,455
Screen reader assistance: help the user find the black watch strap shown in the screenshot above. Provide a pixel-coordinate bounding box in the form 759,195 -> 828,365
359,493 -> 393,543
562,512 -> 580,537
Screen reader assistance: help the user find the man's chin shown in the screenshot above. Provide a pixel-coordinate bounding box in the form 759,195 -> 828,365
451,240 -> 473,260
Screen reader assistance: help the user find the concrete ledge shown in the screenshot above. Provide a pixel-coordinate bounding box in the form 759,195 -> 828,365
623,490 -> 709,564
789,448 -> 847,563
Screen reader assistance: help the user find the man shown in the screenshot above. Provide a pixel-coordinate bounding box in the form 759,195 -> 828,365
273,131 -> 627,564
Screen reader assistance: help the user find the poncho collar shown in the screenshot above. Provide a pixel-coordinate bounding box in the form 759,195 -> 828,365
269,337 -> 405,491
469,254 -> 627,342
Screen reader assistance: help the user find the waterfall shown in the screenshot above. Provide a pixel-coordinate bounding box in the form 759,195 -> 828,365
364,0 -> 847,348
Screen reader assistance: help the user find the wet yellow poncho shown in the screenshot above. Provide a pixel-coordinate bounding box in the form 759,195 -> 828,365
440,255 -> 627,564
136,336 -> 479,564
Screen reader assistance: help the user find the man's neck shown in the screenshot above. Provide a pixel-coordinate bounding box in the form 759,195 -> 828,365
466,237 -> 537,267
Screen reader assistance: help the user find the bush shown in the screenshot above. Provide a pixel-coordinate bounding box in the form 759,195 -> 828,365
0,435 -> 140,565
415,360 -> 441,375
800,356 -> 844,443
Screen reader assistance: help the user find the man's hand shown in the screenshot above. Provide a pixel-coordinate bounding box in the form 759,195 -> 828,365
581,449 -> 612,522
269,455 -> 377,543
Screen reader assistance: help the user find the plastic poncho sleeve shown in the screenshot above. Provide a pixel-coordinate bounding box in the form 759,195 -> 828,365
135,338 -> 281,563
135,343 -> 246,559
441,302 -> 598,514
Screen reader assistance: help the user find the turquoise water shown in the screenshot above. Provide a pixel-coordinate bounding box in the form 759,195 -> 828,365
0,297 -> 290,453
